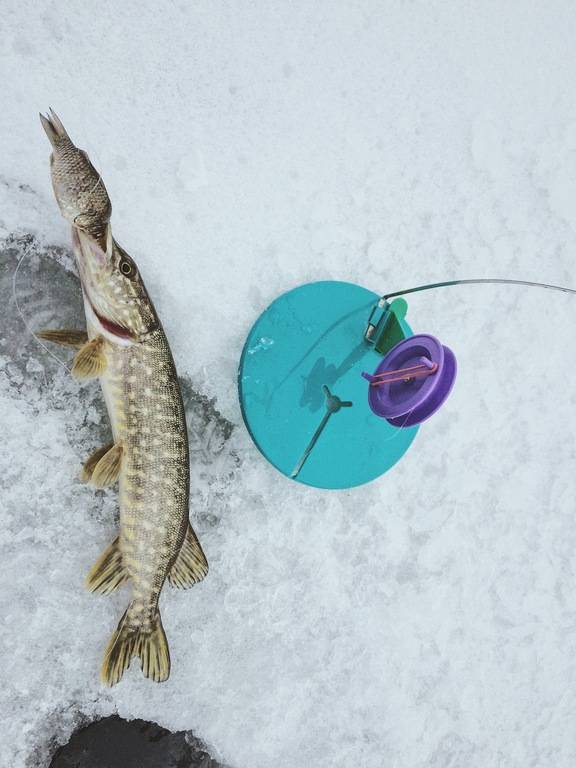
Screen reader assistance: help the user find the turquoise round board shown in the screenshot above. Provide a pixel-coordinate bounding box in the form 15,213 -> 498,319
238,281 -> 419,489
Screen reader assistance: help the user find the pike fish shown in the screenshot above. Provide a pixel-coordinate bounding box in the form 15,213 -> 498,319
38,109 -> 208,685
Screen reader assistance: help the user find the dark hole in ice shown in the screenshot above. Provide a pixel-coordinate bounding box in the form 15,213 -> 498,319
49,715 -> 225,768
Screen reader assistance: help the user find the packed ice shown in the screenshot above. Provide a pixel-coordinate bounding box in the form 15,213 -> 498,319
3,2 -> 576,766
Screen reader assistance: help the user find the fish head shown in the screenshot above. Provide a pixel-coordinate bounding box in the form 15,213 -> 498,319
73,228 -> 158,343
40,109 -> 111,247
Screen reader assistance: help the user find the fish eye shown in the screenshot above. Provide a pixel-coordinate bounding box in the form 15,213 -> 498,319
120,259 -> 133,276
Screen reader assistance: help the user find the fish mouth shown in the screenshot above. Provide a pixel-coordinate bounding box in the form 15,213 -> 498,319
91,303 -> 134,339
72,229 -> 134,340
80,275 -> 134,340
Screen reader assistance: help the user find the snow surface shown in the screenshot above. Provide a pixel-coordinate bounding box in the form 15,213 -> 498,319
3,1 -> 576,766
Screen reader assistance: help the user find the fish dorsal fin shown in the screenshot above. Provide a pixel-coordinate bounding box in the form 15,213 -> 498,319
72,335 -> 107,379
86,537 -> 129,595
91,443 -> 123,487
35,329 -> 88,348
168,524 -> 209,588
80,442 -> 114,483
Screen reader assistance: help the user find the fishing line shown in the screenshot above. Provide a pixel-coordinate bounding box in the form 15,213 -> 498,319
364,276 -> 576,437
382,277 -> 576,302
12,249 -> 72,373
377,405 -> 417,443
87,171 -> 104,197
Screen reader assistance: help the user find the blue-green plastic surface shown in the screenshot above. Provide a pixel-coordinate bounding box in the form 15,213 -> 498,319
238,281 -> 419,489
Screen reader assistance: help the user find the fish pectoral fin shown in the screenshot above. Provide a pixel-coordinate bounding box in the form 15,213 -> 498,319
101,605 -> 170,686
72,335 -> 107,380
85,537 -> 129,595
91,443 -> 123,487
36,329 -> 89,348
168,524 -> 209,589
80,442 -> 114,483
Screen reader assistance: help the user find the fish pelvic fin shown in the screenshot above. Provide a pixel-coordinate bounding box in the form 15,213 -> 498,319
72,336 -> 107,379
85,537 -> 129,595
80,442 -> 114,483
168,523 -> 209,589
90,443 -> 123,487
101,605 -> 170,686
35,329 -> 88,348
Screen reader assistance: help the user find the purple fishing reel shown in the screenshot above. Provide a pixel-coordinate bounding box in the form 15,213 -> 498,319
362,334 -> 457,427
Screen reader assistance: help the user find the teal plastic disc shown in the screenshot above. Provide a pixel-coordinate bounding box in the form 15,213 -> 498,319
238,280 -> 419,489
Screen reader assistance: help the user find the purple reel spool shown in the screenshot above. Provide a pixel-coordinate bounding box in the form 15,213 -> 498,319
363,334 -> 457,427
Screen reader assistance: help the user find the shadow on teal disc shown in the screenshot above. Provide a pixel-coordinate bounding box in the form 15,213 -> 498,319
238,281 -> 419,489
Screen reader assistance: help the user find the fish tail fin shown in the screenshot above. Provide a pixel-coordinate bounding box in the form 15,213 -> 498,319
100,605 -> 170,686
39,108 -> 70,146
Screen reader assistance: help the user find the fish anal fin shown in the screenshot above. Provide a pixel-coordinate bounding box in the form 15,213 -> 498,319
101,605 -> 170,686
72,335 -> 107,379
168,524 -> 208,589
36,329 -> 88,348
80,442 -> 114,483
91,443 -> 123,487
85,537 -> 129,595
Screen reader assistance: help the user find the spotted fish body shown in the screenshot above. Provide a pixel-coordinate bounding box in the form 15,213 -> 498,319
100,327 -> 190,622
39,111 -> 208,685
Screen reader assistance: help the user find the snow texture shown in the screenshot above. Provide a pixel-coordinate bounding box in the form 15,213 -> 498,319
2,1 -> 576,766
